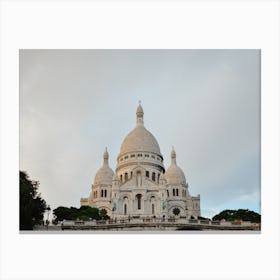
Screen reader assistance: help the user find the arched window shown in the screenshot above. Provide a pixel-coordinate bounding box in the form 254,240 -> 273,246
176,189 -> 179,196
131,171 -> 133,178
101,190 -> 103,197
152,172 -> 156,181
146,171 -> 149,178
157,173 -> 160,182
104,189 -> 107,197
136,194 -> 142,210
120,174 -> 123,182
152,204 -> 155,215
124,204 -> 127,215
167,190 -> 169,197
125,173 -> 128,181
173,189 -> 175,196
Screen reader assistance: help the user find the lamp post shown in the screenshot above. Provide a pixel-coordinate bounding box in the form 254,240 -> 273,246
46,205 -> 51,230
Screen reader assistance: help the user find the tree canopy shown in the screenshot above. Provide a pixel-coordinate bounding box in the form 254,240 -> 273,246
20,171 -> 47,230
52,205 -> 108,222
212,209 -> 261,223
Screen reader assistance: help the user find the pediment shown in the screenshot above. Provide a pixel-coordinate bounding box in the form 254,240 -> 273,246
121,176 -> 158,188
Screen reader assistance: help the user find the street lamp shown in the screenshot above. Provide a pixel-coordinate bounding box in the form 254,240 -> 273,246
46,205 -> 51,230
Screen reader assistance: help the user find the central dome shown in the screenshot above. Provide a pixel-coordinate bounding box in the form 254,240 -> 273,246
119,125 -> 161,155
118,103 -> 162,157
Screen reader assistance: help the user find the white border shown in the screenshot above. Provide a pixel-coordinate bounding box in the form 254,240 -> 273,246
1,1 -> 279,280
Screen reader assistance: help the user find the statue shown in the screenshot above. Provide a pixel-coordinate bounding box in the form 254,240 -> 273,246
112,201 -> 117,212
162,200 -> 167,210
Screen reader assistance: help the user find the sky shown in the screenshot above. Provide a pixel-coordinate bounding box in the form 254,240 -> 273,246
19,49 -> 260,218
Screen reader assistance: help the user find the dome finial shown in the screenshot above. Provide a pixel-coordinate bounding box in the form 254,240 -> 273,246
136,102 -> 144,125
171,146 -> 176,164
103,147 -> 109,165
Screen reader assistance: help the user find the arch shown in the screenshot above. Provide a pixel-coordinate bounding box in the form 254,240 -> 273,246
146,192 -> 157,201
120,193 -> 132,201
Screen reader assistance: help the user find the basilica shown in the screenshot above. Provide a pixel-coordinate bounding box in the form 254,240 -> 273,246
80,103 -> 201,220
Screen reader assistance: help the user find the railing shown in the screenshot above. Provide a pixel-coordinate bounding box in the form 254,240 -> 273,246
61,218 -> 258,229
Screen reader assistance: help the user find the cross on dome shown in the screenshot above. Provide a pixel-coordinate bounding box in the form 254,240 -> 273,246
103,147 -> 109,164
136,102 -> 144,125
171,146 -> 176,164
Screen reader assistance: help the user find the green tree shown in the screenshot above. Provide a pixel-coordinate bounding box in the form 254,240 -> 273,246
212,209 -> 261,223
99,208 -> 109,220
20,171 -> 47,230
53,205 -> 101,222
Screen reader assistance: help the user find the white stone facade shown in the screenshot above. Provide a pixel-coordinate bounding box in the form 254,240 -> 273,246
80,103 -> 201,220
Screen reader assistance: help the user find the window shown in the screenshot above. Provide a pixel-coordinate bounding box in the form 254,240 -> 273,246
120,174 -> 123,182
138,153 -> 142,157
158,173 -> 160,182
146,171 -> 149,178
131,171 -> 133,178
151,155 -> 155,159
173,208 -> 180,216
104,189 -> 107,197
124,156 -> 128,159
145,154 -> 149,158
176,189 -> 179,196
101,190 -> 104,197
125,173 -> 128,181
124,204 -> 127,215
152,172 -> 156,181
152,204 -> 155,215
130,154 -> 135,158
167,190 -> 169,197
173,189 -> 175,196
136,194 -> 142,210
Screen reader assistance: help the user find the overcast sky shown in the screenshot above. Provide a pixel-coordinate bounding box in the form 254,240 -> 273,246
19,49 -> 260,218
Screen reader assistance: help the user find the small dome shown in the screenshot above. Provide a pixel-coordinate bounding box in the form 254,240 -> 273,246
165,148 -> 187,185
94,148 -> 114,185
